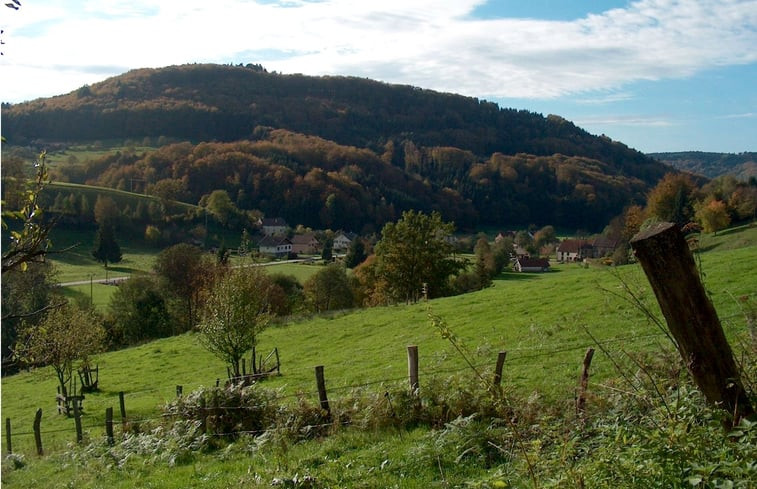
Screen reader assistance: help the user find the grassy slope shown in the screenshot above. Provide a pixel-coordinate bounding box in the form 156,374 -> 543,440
2,226 -> 755,486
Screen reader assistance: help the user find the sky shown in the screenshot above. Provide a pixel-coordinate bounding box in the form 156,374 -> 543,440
1,0 -> 755,154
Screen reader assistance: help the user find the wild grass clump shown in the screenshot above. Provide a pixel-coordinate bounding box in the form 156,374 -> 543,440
163,382 -> 281,443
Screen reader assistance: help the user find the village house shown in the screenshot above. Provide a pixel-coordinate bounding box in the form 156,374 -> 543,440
514,257 -> 551,272
556,236 -> 619,262
261,217 -> 288,236
494,231 -> 516,243
290,233 -> 320,255
590,236 -> 619,258
556,239 -> 593,262
257,236 -> 292,257
333,231 -> 358,252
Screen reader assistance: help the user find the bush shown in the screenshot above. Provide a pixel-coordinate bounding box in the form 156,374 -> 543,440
163,383 -> 281,442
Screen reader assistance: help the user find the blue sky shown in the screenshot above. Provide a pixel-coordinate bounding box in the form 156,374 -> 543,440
1,0 -> 755,153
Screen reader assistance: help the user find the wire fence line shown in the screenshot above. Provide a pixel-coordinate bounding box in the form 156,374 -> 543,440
3,326 -> 680,446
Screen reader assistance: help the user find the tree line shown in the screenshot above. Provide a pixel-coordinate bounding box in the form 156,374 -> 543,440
38,130 -> 661,233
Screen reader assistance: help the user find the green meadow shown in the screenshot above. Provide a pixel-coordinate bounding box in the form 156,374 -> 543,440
2,226 -> 755,488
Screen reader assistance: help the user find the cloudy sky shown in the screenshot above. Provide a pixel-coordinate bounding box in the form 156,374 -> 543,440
1,0 -> 755,153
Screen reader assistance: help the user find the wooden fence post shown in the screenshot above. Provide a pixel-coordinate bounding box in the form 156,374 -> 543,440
576,348 -> 595,418
118,391 -> 127,429
5,418 -> 12,455
199,396 -> 207,435
105,407 -> 114,446
407,345 -> 419,394
493,351 -> 507,388
630,222 -> 754,422
73,398 -> 83,444
314,365 -> 330,415
33,408 -> 43,456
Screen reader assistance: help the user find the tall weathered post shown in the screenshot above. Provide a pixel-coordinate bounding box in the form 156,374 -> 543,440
630,222 -> 754,423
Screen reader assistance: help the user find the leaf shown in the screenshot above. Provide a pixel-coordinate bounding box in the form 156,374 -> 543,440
686,476 -> 702,486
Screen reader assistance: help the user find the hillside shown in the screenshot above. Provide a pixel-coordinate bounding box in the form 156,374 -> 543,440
2,63 -> 675,231
649,151 -> 757,180
2,226 -> 755,488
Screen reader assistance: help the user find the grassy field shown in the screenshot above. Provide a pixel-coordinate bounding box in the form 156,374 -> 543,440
2,225 -> 755,487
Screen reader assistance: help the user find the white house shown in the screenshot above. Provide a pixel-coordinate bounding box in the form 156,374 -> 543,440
258,236 -> 292,257
556,239 -> 592,262
333,232 -> 357,252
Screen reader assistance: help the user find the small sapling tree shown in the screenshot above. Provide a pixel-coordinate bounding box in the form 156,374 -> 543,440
198,267 -> 274,378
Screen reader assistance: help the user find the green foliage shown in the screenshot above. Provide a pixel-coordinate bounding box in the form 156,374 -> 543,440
164,383 -> 281,442
269,273 -> 305,316
0,261 -> 60,364
91,222 -> 122,267
343,238 -> 367,268
320,237 -> 333,261
303,263 -> 354,313
198,267 -> 274,377
14,303 -> 105,396
1,152 -> 54,274
374,210 -> 463,302
153,243 -> 210,330
107,274 -> 173,346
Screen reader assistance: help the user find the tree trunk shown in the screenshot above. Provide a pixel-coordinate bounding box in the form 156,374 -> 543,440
630,222 -> 754,423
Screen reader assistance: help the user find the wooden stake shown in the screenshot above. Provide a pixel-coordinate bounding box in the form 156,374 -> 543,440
73,398 -> 83,444
5,418 -> 12,455
631,222 -> 754,422
314,365 -> 330,414
33,409 -> 43,456
118,391 -> 127,429
407,345 -> 419,394
493,351 -> 507,388
576,348 -> 595,418
199,397 -> 207,435
105,407 -> 114,446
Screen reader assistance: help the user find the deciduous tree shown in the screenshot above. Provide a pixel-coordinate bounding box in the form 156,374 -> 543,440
107,274 -> 172,345
154,243 -> 212,330
645,173 -> 696,226
374,210 -> 463,303
198,268 -> 274,377
304,263 -> 354,312
695,198 -> 731,234
14,304 -> 105,397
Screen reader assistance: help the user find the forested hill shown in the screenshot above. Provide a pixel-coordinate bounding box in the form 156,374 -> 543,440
5,63 -> 655,166
648,152 -> 757,181
2,63 -> 675,231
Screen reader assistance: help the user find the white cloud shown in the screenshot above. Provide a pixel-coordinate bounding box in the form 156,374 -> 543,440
1,0 -> 756,102
576,114 -> 677,127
